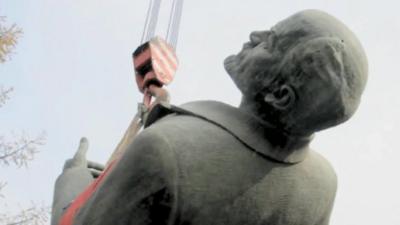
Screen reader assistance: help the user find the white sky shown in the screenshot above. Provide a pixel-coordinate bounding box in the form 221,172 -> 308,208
1,0 -> 399,224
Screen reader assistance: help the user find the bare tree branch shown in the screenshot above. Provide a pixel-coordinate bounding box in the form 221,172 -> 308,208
0,16 -> 23,63
0,132 -> 48,225
0,204 -> 49,225
0,132 -> 46,168
0,85 -> 13,108
0,182 -> 6,198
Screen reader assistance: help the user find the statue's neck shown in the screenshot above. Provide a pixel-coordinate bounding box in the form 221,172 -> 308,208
238,96 -> 272,127
238,96 -> 313,151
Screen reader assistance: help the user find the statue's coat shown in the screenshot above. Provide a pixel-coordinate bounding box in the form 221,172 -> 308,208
73,101 -> 337,225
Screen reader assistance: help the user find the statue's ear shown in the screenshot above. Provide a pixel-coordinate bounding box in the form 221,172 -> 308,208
264,84 -> 295,110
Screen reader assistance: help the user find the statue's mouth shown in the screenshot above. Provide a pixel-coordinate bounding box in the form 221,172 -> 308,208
242,41 -> 257,50
242,42 -> 252,50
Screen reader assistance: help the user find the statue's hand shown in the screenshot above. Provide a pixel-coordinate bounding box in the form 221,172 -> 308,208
87,160 -> 105,178
63,137 -> 105,178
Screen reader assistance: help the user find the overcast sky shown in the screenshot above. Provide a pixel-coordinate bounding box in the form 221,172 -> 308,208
1,0 -> 399,224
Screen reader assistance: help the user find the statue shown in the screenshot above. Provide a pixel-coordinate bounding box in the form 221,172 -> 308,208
52,9 -> 368,225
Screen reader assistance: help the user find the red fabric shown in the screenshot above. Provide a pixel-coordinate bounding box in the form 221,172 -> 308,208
59,161 -> 116,225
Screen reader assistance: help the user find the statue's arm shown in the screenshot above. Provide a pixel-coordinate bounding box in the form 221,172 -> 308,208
76,129 -> 179,225
316,199 -> 335,225
51,138 -> 104,225
316,163 -> 337,225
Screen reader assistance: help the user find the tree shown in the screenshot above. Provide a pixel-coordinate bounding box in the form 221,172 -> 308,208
1,16 -> 49,225
0,16 -> 22,63
0,131 -> 48,225
0,15 -> 18,108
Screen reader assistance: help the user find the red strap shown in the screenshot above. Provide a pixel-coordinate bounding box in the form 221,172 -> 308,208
59,161 -> 116,225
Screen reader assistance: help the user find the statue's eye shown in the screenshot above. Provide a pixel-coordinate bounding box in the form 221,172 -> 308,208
259,41 -> 273,51
262,42 -> 270,50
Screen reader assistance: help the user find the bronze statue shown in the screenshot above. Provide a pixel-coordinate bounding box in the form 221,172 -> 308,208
52,9 -> 368,225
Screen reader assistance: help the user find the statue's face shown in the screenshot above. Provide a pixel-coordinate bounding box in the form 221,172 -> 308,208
223,18 -> 309,96
224,29 -> 280,94
224,10 -> 368,135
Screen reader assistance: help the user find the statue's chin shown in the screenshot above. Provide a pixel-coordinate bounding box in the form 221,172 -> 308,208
224,54 -> 237,76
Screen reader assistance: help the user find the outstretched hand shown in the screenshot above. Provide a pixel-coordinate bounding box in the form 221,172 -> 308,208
63,137 -> 105,178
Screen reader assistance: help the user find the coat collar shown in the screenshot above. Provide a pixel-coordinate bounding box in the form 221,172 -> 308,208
146,100 -> 312,164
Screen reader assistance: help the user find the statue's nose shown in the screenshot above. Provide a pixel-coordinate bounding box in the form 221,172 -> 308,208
249,31 -> 263,44
249,30 -> 270,45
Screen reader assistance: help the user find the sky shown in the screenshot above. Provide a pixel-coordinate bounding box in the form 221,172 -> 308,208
1,0 -> 399,224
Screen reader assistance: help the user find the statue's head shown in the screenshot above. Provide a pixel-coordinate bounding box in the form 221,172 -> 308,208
224,9 -> 368,136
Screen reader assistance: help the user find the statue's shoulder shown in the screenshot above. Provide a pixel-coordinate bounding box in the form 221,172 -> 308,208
137,100 -> 244,166
142,100 -> 247,152
302,149 -> 338,188
145,100 -> 314,164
